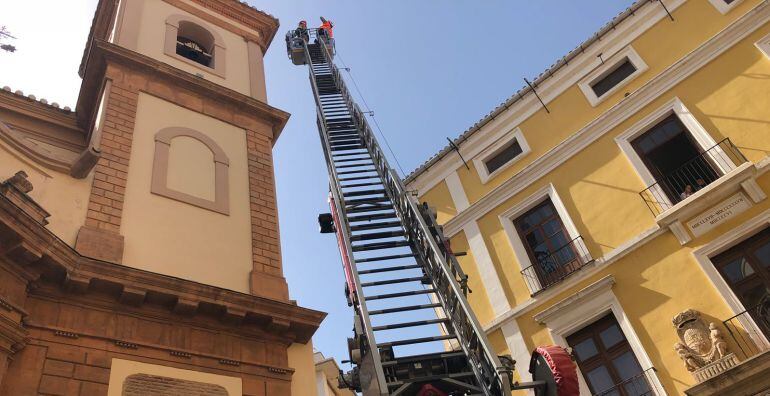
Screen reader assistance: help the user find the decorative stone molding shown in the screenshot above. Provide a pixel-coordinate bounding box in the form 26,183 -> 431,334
693,354 -> 739,383
151,127 -> 230,215
0,171 -> 50,226
74,225 -> 125,263
673,309 -> 734,381
0,191 -> 325,344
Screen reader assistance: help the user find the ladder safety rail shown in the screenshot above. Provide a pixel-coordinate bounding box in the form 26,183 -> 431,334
294,29 -> 513,395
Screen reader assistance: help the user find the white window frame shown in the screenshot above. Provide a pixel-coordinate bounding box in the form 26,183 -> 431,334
707,0 -> 744,15
499,183 -> 590,294
578,46 -> 649,107
755,32 -> 770,59
615,97 -> 735,211
692,209 -> 770,352
473,127 -> 530,184
533,276 -> 667,396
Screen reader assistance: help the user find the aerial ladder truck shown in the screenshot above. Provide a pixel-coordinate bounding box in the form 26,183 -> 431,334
287,27 -> 579,396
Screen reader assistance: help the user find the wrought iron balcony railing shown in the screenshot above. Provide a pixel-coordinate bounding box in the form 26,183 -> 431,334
593,367 -> 661,396
639,138 -> 747,217
520,235 -> 593,294
723,301 -> 770,360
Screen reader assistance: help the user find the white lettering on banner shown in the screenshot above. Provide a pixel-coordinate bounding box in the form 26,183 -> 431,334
686,193 -> 751,237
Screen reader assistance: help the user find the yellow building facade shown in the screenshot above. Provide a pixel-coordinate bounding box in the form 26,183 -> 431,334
407,0 -> 770,394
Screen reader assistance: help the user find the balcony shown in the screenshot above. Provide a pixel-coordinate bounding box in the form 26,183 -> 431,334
685,305 -> 770,395
593,367 -> 662,396
635,138 -> 763,245
521,236 -> 593,294
723,302 -> 770,360
639,138 -> 748,217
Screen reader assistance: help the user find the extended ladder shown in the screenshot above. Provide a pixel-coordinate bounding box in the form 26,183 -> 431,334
290,30 -> 513,396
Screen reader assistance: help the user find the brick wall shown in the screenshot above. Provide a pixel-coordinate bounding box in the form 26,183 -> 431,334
122,374 -> 227,396
85,83 -> 137,234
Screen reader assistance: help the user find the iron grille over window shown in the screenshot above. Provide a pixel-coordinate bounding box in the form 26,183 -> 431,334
176,37 -> 212,67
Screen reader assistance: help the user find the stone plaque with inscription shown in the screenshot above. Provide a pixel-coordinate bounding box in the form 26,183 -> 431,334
686,193 -> 750,237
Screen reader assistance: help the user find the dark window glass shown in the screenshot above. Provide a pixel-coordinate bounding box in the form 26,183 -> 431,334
566,314 -> 650,395
714,227 -> 770,338
630,114 -> 719,203
573,338 -> 599,361
514,200 -> 580,288
484,139 -> 523,174
725,0 -> 736,4
591,58 -> 637,97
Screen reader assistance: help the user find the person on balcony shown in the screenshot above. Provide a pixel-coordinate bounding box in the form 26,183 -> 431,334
680,185 -> 694,200
695,178 -> 707,191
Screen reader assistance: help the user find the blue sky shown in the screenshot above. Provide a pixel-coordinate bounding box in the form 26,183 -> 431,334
2,0 -> 636,367
257,0 -> 637,365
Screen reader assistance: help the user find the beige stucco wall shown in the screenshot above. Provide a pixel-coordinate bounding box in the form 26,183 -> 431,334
121,93 -> 252,292
106,358 -> 242,396
288,341 -> 318,396
123,0 -> 253,96
0,140 -> 91,246
166,135 -> 216,200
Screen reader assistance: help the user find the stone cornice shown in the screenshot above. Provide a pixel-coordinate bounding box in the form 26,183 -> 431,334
0,90 -> 79,131
78,39 -> 289,143
0,314 -> 28,355
532,275 -> 616,325
0,193 -> 325,344
167,0 -> 279,52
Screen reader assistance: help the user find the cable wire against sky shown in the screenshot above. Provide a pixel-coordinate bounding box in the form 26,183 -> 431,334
334,50 -> 408,178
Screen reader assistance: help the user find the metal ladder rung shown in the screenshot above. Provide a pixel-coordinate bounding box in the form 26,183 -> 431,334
328,133 -> 358,138
358,264 -> 421,275
350,221 -> 402,232
337,169 -> 375,176
330,141 -> 362,148
351,239 -> 409,252
372,318 -> 449,331
338,175 -> 380,182
336,163 -> 374,169
364,288 -> 435,301
333,151 -> 370,158
345,205 -> 393,215
334,157 -> 373,164
361,276 -> 426,287
355,253 -> 415,263
337,169 -> 375,177
350,230 -> 404,241
345,211 -> 396,223
385,372 -> 479,390
340,182 -> 383,188
345,196 -> 389,205
380,351 -> 466,366
368,303 -> 442,316
331,145 -> 365,152
376,334 -> 455,348
343,189 -> 385,197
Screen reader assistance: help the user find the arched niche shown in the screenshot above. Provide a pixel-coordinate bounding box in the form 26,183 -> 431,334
151,127 -> 229,215
164,14 -> 226,77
